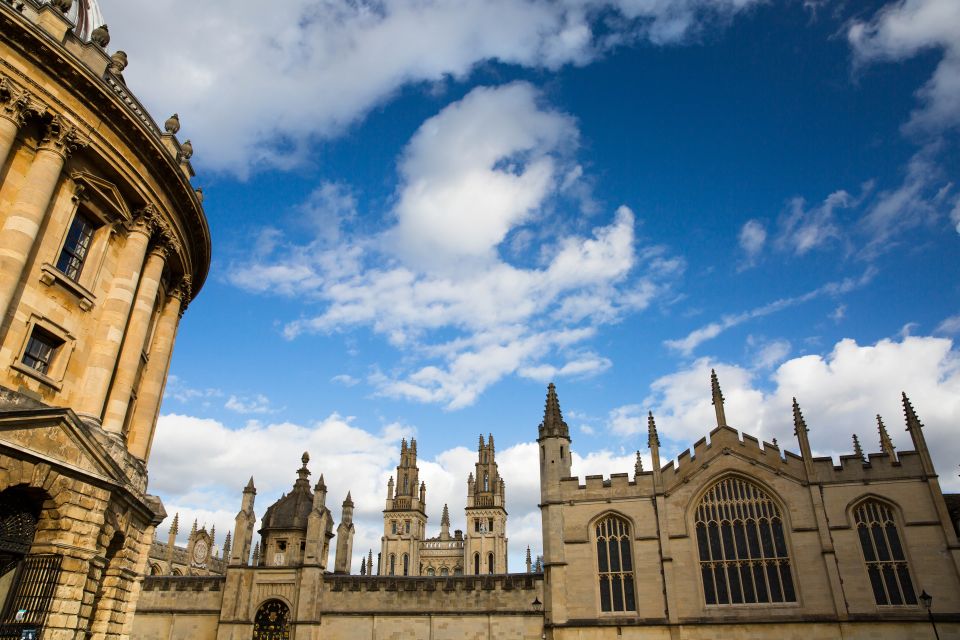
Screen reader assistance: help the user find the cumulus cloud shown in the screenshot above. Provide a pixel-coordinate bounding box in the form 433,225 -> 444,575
936,313 -> 960,335
230,84 -> 680,409
638,336 -> 960,490
664,269 -> 875,355
849,0 -> 960,136
99,0 -> 764,174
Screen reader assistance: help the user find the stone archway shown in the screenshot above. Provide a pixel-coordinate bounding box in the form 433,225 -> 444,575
252,599 -> 290,640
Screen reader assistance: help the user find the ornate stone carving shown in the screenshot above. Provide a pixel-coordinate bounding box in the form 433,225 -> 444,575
90,24 -> 110,48
107,51 -> 128,76
164,113 -> 180,134
180,139 -> 193,161
51,0 -> 73,12
171,275 -> 192,304
126,204 -> 160,236
0,78 -> 41,128
39,114 -> 87,157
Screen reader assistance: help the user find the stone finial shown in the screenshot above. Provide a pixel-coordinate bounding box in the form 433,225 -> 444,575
526,546 -> 532,573
368,549 -> 374,574
479,434 -> 484,450
180,139 -> 193,160
852,434 -> 865,462
164,113 -> 180,134
401,438 -> 408,455
488,433 -> 494,451
210,525 -> 216,544
772,438 -> 778,447
296,453 -> 311,486
360,558 -> 366,575
52,0 -> 72,13
647,412 -> 660,448
792,398 -> 808,436
90,24 -> 110,48
902,392 -> 923,432
169,512 -> 179,536
190,519 -> 197,537
252,541 -> 260,566
902,391 -> 934,475
634,450 -> 643,477
877,414 -> 896,458
222,532 -> 232,560
441,503 -> 450,528
711,368 -> 727,427
195,187 -> 204,203
535,555 -> 542,572
343,491 -> 353,507
107,51 -> 128,75
244,476 -> 256,493
539,383 -> 570,438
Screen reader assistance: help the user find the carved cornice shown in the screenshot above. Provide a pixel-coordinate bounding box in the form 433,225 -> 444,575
0,75 -> 44,128
39,113 -> 87,157
126,203 -> 160,237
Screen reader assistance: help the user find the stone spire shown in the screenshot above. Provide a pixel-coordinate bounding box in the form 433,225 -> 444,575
792,398 -> 814,476
634,450 -> 643,479
360,557 -> 366,575
190,518 -> 197,538
711,368 -> 727,428
526,546 -> 532,573
852,434 -> 865,462
539,383 -> 569,438
210,525 -> 216,545
648,412 -> 661,483
902,392 -> 934,475
222,532 -> 232,562
245,476 -> 255,492
169,512 -> 179,537
335,492 -> 356,574
877,414 -> 896,459
252,541 -> 260,566
368,549 -> 374,575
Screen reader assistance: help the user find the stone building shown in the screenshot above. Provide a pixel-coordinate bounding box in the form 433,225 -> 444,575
145,514 -> 226,578
0,0 -> 209,638
131,378 -> 960,639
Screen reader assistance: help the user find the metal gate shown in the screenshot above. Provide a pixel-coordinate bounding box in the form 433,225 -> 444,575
0,554 -> 62,640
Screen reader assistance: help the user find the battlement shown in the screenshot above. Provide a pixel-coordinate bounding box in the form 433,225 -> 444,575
142,575 -> 225,593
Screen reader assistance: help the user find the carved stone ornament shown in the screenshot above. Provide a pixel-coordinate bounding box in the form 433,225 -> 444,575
51,0 -> 72,12
164,113 -> 180,134
90,24 -> 110,48
126,204 -> 160,236
179,139 -> 193,160
107,51 -> 128,76
39,114 -> 86,157
171,275 -> 192,304
0,78 -> 40,128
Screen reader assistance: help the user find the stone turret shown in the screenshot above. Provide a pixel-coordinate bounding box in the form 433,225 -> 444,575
231,477 -> 256,565
334,492 -> 355,574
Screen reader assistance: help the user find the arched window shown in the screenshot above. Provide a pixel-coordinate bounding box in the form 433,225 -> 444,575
402,553 -> 409,576
483,473 -> 489,491
150,564 -> 163,576
854,500 -> 917,606
253,599 -> 289,640
389,553 -> 395,576
426,567 -> 435,576
695,476 -> 796,605
595,514 -> 636,612
440,567 -> 449,576
487,552 -> 494,574
474,552 -> 480,574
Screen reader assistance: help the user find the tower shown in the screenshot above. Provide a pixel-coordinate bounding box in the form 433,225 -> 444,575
380,438 -> 427,575
464,433 -> 508,574
334,492 -> 355,574
231,477 -> 256,565
538,383 -> 572,625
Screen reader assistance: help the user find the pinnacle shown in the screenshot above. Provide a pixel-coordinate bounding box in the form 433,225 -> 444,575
441,503 -> 450,527
245,476 -> 255,491
710,368 -> 724,404
852,434 -> 865,461
877,414 -> 896,455
647,411 -> 659,448
902,391 -> 923,431
540,383 -> 569,438
343,491 -> 353,506
792,398 -> 808,436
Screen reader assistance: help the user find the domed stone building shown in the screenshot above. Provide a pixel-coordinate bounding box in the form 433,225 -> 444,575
0,0 -> 209,638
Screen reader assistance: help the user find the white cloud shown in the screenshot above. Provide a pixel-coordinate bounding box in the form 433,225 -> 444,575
100,0 -> 764,174
164,375 -> 223,404
665,269 -> 875,355
737,219 -> 766,268
299,182 -> 357,243
775,190 -> 852,255
849,0 -> 960,136
331,374 -> 360,387
225,393 -> 277,415
936,313 -> 960,335
641,336 -> 960,490
230,85 -> 680,409
748,336 -> 791,370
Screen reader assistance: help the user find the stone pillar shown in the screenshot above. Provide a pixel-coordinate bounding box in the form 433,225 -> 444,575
126,276 -> 189,461
74,209 -> 157,420
0,79 -> 35,170
0,115 -> 81,324
101,241 -> 170,435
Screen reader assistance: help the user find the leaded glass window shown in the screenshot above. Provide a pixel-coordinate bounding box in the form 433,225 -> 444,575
22,329 -> 61,375
253,600 -> 289,640
595,514 -> 636,612
695,476 -> 796,605
56,212 -> 95,281
854,500 -> 917,606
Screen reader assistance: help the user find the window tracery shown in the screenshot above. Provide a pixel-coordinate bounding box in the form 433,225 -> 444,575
694,476 -> 796,605
595,514 -> 635,612
854,500 -> 917,606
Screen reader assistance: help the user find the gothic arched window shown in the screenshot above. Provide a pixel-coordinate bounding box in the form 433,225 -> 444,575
595,514 -> 636,612
854,500 -> 917,606
483,473 -> 489,491
253,599 -> 289,640
389,554 -> 395,576
487,552 -> 494,574
695,476 -> 796,605
402,553 -> 409,576
474,552 -> 480,575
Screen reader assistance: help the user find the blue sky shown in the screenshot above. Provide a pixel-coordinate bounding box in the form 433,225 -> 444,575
100,0 -> 959,570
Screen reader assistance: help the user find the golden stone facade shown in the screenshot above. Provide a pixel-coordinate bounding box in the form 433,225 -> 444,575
0,1 -> 209,639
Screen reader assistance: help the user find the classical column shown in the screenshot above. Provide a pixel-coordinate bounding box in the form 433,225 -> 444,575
0,115 -> 82,323
126,276 -> 189,461
101,240 -> 170,435
74,208 -> 157,420
0,79 -> 36,170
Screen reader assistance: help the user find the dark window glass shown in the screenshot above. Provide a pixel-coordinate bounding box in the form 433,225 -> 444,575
22,329 -> 61,375
855,501 -> 916,607
595,514 -> 636,612
56,213 -> 95,281
694,476 -> 796,605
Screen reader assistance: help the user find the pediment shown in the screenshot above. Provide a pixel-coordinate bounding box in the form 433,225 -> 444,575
70,171 -> 132,224
0,408 -> 127,486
